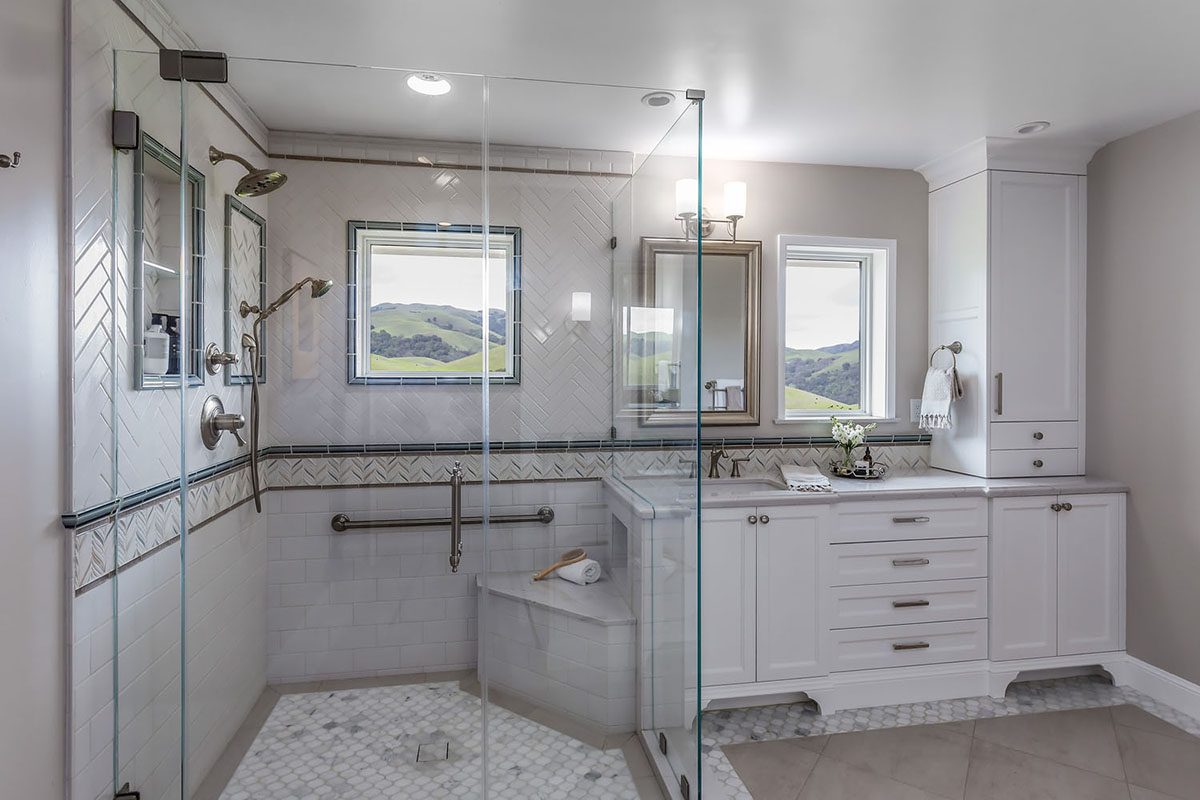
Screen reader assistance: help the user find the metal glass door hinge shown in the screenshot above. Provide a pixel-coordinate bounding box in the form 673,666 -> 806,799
114,783 -> 141,800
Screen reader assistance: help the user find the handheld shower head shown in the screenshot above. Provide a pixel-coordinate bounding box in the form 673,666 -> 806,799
209,145 -> 288,197
240,276 -> 334,323
310,278 -> 334,298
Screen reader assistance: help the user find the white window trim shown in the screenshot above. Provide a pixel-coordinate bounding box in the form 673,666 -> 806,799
776,234 -> 897,423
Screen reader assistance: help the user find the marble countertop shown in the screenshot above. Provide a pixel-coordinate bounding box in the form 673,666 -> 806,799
603,469 -> 1128,518
478,571 -> 635,626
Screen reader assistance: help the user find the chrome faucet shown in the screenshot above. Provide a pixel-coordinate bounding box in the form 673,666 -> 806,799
708,446 -> 730,479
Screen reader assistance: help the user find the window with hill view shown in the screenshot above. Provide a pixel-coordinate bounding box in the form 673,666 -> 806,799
780,235 -> 894,419
348,223 -> 520,384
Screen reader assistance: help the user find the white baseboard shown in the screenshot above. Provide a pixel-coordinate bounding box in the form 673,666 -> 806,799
1115,655 -> 1200,723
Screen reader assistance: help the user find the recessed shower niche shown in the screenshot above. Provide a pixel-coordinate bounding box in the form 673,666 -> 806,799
132,131 -> 205,388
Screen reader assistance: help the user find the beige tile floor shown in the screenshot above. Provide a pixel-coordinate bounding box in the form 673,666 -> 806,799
723,704 -> 1200,800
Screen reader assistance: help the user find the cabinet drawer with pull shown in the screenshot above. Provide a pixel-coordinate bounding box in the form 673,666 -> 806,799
832,498 -> 987,543
989,448 -> 1081,477
825,537 -> 988,586
829,619 -> 988,671
827,578 -> 988,629
991,421 -> 1079,451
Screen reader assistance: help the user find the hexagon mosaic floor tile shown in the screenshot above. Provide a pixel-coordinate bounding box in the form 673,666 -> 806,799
219,682 -> 639,799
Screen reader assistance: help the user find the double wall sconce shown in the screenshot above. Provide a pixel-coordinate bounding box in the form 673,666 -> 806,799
674,179 -> 746,241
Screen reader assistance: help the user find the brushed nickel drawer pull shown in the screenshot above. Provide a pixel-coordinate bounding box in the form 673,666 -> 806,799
995,372 -> 1004,415
892,516 -> 931,524
892,557 -> 931,567
893,641 -> 931,651
892,599 -> 931,608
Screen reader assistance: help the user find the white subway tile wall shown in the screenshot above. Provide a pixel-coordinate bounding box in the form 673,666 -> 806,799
265,480 -> 610,683
70,501 -> 264,800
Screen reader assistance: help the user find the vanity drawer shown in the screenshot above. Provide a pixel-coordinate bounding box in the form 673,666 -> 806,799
825,537 -> 988,586
991,421 -> 1079,450
832,498 -> 988,543
827,578 -> 988,629
989,448 -> 1081,477
830,619 -> 988,672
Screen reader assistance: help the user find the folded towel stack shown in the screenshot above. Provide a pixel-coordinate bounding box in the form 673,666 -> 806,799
780,464 -> 833,493
919,365 -> 964,430
557,559 -> 601,585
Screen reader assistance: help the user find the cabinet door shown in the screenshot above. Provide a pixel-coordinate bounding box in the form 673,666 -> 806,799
700,507 -> 756,686
989,171 -> 1082,422
756,506 -> 826,681
1057,494 -> 1124,655
990,496 -> 1058,660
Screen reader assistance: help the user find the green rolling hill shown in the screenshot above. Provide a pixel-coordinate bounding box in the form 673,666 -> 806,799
368,302 -> 506,373
784,341 -> 861,411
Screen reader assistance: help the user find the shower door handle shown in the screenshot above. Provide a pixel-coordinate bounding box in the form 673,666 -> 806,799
448,462 -> 464,573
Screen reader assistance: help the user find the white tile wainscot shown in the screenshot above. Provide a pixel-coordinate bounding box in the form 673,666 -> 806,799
602,470 -> 1132,725
265,480 -> 610,683
478,572 -> 636,735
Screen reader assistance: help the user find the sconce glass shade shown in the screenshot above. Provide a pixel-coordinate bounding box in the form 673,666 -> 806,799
675,178 -> 698,217
571,291 -> 592,322
724,181 -> 747,218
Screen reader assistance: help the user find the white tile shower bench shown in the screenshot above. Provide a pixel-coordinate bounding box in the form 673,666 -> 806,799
477,571 -> 636,735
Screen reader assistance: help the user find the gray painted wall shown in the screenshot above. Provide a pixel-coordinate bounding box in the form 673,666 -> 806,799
1088,109 -> 1200,685
0,0 -> 66,794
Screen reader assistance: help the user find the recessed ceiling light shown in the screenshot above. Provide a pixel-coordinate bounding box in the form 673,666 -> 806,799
641,91 -> 674,108
1016,120 -> 1051,135
407,72 -> 452,96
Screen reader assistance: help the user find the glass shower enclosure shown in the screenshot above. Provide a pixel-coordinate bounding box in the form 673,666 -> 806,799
79,47 -> 703,800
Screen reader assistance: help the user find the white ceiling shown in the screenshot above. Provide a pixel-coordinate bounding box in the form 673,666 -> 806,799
160,0 -> 1200,168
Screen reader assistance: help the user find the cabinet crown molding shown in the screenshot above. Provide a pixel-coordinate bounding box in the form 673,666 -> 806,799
918,137 -> 1103,192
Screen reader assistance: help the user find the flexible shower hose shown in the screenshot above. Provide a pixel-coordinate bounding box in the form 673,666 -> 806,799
245,325 -> 263,513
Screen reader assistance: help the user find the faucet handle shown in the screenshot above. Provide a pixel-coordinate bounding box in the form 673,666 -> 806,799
730,457 -> 751,478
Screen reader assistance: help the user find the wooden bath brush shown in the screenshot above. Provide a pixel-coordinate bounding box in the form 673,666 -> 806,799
532,548 -> 587,582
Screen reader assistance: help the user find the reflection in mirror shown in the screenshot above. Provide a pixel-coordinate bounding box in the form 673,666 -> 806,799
631,238 -> 761,425
224,196 -> 267,384
133,133 -> 205,388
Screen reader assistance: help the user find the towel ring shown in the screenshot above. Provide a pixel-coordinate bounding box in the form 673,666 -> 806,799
930,340 -> 963,368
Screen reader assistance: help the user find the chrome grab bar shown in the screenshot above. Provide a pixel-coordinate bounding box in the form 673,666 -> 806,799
449,463 -> 463,573
328,461 -> 554,575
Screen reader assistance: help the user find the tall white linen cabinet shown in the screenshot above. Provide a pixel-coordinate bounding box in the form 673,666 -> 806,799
920,138 -> 1100,478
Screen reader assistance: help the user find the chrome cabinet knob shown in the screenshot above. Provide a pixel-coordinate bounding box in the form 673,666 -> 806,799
759,515 -> 770,525
1062,502 -> 1073,511
1033,431 -> 1044,440
1051,503 -> 1062,512
1033,459 -> 1044,468
747,515 -> 758,524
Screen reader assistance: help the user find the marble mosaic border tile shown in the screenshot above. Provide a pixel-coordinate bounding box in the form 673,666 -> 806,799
70,440 -> 929,590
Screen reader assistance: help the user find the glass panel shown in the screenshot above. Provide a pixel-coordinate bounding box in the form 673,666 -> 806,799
107,48 -> 188,800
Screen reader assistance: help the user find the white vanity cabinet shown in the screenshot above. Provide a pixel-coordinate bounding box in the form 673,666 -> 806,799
990,493 -> 1125,661
699,505 -> 826,686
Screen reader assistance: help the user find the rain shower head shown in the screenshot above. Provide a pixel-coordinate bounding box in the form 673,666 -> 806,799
208,145 -> 288,197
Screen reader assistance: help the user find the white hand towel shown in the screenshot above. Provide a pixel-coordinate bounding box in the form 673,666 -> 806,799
919,366 -> 963,430
780,464 -> 833,492
557,559 -> 601,585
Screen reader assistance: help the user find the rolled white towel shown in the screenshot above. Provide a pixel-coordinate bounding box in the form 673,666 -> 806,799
557,558 -> 601,585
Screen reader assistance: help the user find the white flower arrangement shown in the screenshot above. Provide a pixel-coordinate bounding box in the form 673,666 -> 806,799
830,416 -> 877,468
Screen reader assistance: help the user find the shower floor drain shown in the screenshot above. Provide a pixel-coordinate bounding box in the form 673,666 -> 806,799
415,741 -> 450,763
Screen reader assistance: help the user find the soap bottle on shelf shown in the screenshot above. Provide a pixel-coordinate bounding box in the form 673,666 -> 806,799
144,323 -> 169,375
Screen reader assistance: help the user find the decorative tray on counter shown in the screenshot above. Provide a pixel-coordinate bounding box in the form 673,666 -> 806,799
829,462 -> 889,480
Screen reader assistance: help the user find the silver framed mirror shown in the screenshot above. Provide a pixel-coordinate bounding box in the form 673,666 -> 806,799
132,132 -> 205,389
223,195 -> 267,384
631,238 -> 762,426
